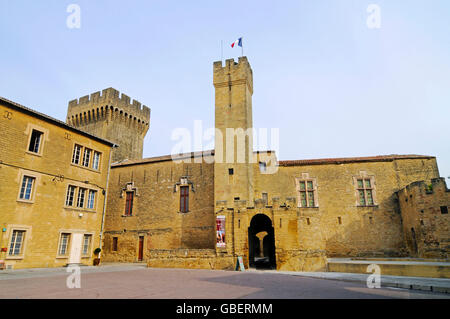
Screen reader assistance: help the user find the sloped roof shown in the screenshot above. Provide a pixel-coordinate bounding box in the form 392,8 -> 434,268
0,96 -> 116,147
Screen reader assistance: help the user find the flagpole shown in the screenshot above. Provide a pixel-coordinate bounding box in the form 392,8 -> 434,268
221,40 -> 223,63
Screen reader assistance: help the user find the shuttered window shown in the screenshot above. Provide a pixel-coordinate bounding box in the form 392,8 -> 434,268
180,186 -> 189,213
125,192 -> 134,216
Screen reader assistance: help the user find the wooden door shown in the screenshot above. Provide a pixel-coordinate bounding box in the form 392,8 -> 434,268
68,233 -> 83,264
138,236 -> 144,261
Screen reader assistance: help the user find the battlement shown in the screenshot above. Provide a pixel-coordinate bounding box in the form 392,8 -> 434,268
68,87 -> 150,121
213,56 -> 253,93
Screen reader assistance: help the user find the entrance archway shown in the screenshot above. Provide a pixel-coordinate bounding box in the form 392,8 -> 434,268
248,214 -> 276,269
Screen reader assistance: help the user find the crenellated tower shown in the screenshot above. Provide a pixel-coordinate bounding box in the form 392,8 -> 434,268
66,88 -> 150,162
213,56 -> 254,207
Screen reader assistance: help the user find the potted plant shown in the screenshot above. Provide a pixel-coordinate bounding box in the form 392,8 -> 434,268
93,248 -> 101,266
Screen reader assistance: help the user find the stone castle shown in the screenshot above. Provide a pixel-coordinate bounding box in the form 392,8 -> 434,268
1,56 -> 448,271
64,57 -> 449,271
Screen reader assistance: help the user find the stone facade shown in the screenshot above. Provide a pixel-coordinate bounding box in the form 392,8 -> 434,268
98,57 -> 447,272
66,88 -> 150,163
101,152 -> 216,263
0,97 -> 114,269
397,177 -> 450,258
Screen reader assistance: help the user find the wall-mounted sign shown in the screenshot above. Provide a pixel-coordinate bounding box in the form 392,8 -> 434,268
216,215 -> 226,248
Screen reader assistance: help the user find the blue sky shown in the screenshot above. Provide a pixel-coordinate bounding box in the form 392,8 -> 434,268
1,0 -> 449,179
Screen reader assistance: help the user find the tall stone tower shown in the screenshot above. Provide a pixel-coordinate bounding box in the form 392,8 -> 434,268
66,88 -> 150,163
213,57 -> 254,207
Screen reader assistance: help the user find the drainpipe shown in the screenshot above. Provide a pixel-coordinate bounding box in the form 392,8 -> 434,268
98,144 -> 117,259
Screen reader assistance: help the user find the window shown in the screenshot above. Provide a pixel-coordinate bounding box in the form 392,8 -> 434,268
19,176 -> 35,201
112,237 -> 118,251
297,180 -> 316,207
357,178 -> 375,206
82,234 -> 92,256
9,230 -> 25,256
262,193 -> 268,205
259,162 -> 267,173
58,233 -> 71,255
65,185 -> 76,206
228,168 -> 234,175
72,144 -> 82,164
28,130 -> 43,154
82,148 -> 92,167
92,151 -> 101,170
180,186 -> 189,213
441,206 -> 448,215
87,190 -> 96,210
125,191 -> 134,216
76,188 -> 86,208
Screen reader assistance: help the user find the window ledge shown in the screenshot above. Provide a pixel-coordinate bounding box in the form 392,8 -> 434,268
25,150 -> 43,157
5,255 -> 24,260
64,207 -> 97,213
56,255 -> 69,259
297,206 -> 319,209
70,162 -> 101,174
121,214 -> 135,217
178,211 -> 190,214
357,205 -> 379,208
16,199 -> 34,204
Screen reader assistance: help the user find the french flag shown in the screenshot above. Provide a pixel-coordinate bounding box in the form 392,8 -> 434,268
231,37 -> 242,48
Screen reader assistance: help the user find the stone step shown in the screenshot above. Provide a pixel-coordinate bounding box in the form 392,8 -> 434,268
327,258 -> 450,279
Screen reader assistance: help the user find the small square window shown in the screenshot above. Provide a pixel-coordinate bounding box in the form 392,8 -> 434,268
92,151 -> 101,170
87,190 -> 96,210
9,230 -> 25,256
58,233 -> 71,255
82,148 -> 92,167
228,168 -> 234,175
441,206 -> 448,215
82,234 -> 92,256
19,176 -> 35,201
76,188 -> 86,208
65,185 -> 77,206
72,145 -> 82,165
28,130 -> 43,154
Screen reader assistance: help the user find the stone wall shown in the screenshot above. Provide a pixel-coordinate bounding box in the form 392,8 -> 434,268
250,156 -> 439,259
101,154 -> 216,263
398,177 -> 450,258
147,249 -> 235,270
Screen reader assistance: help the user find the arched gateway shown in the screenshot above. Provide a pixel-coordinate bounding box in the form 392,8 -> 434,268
248,214 -> 276,269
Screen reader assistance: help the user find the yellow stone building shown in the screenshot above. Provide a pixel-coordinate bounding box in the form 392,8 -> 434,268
0,97 -> 115,269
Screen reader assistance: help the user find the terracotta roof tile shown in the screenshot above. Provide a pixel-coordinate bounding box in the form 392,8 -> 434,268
278,154 -> 435,167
